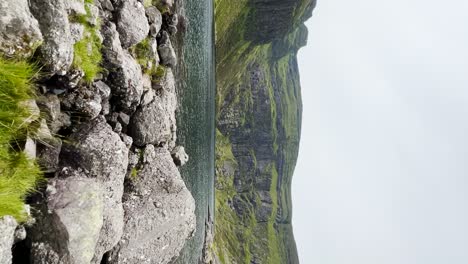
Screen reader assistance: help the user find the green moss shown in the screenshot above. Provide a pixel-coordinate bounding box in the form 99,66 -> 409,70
130,167 -> 139,179
0,58 -> 43,222
72,1 -> 102,83
143,0 -> 153,7
152,0 -> 171,14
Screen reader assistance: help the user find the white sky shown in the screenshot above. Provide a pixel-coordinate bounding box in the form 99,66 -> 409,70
292,0 -> 468,263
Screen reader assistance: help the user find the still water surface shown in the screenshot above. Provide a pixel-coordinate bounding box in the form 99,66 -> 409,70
174,0 -> 215,263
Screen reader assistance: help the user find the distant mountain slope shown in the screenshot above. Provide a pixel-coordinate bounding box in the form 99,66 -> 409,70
214,0 -> 316,263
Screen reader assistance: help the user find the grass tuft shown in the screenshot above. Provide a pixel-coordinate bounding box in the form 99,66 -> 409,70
72,1 -> 102,83
0,57 -> 43,222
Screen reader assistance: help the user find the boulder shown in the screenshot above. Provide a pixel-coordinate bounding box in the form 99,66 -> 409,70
29,175 -> 104,264
107,145 -> 196,264
37,94 -> 71,133
101,22 -> 143,113
146,6 -> 162,34
0,216 -> 18,264
0,0 -> 43,58
61,85 -> 103,120
30,0 -> 74,75
158,31 -> 177,67
171,146 -> 189,166
59,117 -> 129,263
129,68 -> 177,147
115,0 -> 149,48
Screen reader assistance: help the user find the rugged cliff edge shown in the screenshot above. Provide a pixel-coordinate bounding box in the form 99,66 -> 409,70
0,0 -> 196,263
214,0 -> 315,263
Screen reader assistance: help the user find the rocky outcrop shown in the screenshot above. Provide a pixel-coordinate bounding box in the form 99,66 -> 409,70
102,21 -> 144,113
0,0 -> 43,58
107,145 -> 196,264
60,118 -> 129,263
0,216 -> 18,264
0,0 -> 196,263
129,68 -> 177,147
30,176 -> 104,264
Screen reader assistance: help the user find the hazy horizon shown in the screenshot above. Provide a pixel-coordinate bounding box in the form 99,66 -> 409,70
293,0 -> 468,263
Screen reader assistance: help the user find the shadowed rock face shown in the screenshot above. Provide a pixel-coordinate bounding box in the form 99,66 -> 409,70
246,0 -> 316,44
215,0 -> 315,263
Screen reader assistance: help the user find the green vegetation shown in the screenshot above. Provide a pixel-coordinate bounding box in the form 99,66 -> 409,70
152,0 -> 171,14
130,37 -> 167,81
72,1 -> 102,83
215,0 -> 305,262
0,58 -> 43,222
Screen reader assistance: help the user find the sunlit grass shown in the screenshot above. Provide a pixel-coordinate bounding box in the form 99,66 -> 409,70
0,57 -> 43,222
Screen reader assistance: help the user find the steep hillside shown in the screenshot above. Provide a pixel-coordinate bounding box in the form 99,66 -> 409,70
214,0 -> 316,263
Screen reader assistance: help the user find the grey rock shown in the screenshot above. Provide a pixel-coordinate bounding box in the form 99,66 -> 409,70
117,112 -> 130,126
161,0 -> 174,8
102,22 -> 143,113
0,0 -> 43,58
115,0 -> 149,48
30,0 -> 74,74
86,3 -> 100,27
107,145 -> 196,264
14,226 -> 27,243
37,94 -> 71,134
30,175 -> 104,264
20,99 -> 41,125
24,137 -> 37,159
61,86 -> 102,120
167,25 -> 178,35
65,0 -> 86,16
95,81 -> 112,115
37,136 -> 62,173
146,6 -> 162,32
149,37 -> 160,63
0,216 -> 18,264
163,13 -> 178,27
69,23 -> 85,44
141,89 -> 156,106
97,0 -> 114,11
158,31 -> 177,67
129,69 -> 177,147
59,117 -> 129,263
171,146 -> 189,166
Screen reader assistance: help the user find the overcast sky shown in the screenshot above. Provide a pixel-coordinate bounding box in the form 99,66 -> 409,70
292,0 -> 468,263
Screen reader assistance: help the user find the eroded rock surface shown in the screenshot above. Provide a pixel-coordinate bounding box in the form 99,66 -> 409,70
29,0 -> 75,74
107,145 -> 196,264
30,175 -> 104,264
0,216 -> 18,264
59,117 -> 129,262
115,0 -> 149,48
102,22 -> 144,113
0,0 -> 43,58
129,68 -> 177,147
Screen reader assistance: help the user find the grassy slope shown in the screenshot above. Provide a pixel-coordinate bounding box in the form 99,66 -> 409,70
0,58 -> 43,221
214,0 -> 303,262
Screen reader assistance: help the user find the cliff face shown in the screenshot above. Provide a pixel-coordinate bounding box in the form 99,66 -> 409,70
215,0 -> 315,263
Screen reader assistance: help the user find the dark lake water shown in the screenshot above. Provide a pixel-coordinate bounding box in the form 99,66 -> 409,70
173,0 -> 215,263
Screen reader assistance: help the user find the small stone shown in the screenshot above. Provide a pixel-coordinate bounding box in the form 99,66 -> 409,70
14,226 -> 27,243
24,137 -> 37,159
157,31 -> 177,67
171,146 -> 189,166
